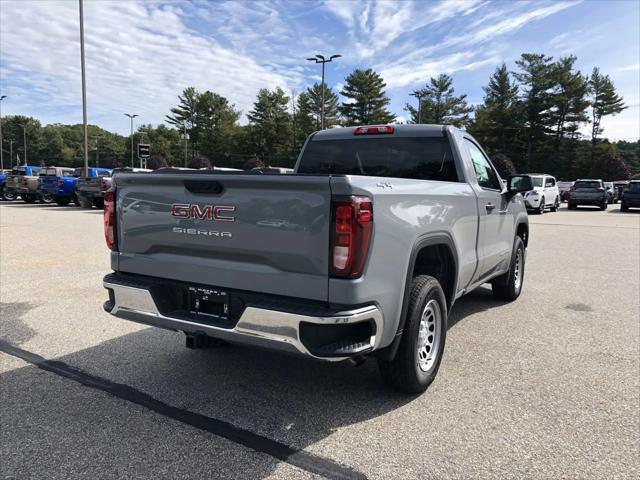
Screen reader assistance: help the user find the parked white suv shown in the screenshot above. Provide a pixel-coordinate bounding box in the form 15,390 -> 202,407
522,174 -> 560,214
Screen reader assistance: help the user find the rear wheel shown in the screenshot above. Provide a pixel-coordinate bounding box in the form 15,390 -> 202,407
537,197 -> 545,214
55,197 -> 70,207
93,197 -> 104,209
40,192 -> 54,204
378,275 -> 447,394
600,199 -> 607,211
568,202 -> 576,210
21,194 -> 36,204
78,195 -> 92,208
492,236 -> 525,301
550,197 -> 560,212
621,203 -> 628,212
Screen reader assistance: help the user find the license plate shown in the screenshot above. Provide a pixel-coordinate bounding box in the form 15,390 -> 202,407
188,286 -> 229,319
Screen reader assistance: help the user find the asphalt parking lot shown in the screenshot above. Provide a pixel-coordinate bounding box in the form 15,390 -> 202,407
1,201 -> 638,479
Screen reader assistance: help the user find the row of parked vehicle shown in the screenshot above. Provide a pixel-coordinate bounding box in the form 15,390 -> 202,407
0,165 -> 123,208
518,174 -> 639,213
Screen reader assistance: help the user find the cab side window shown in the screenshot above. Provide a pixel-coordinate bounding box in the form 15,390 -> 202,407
465,139 -> 501,190
545,177 -> 556,187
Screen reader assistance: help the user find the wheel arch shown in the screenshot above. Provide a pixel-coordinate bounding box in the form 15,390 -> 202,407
376,232 -> 459,361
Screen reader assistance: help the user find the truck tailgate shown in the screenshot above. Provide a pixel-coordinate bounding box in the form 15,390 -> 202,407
114,173 -> 332,301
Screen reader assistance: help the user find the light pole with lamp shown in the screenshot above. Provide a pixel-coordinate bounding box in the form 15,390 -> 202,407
19,123 -> 27,165
124,113 -> 138,167
305,54 -> 341,130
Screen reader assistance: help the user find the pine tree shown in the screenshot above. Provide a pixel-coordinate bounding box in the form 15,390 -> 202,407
297,83 -> 340,131
470,64 -> 521,154
339,69 -> 395,125
513,53 -> 556,171
405,74 -> 472,126
589,67 -> 626,155
247,87 -> 292,160
166,87 -> 199,158
549,56 -> 589,148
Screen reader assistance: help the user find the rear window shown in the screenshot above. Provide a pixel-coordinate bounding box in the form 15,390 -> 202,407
74,168 -> 85,177
11,168 -> 27,176
97,170 -> 111,177
575,181 -> 602,189
628,183 -> 640,193
297,136 -> 458,182
41,168 -> 57,176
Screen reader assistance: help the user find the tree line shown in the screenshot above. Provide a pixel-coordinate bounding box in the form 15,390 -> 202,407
1,52 -> 638,179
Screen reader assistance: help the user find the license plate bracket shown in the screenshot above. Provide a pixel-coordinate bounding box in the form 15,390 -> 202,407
188,286 -> 229,320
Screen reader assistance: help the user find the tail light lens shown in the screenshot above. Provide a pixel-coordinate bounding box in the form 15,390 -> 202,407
104,188 -> 117,250
330,196 -> 373,278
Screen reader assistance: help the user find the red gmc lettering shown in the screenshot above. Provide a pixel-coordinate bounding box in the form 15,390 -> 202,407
213,206 -> 236,222
171,204 -> 235,222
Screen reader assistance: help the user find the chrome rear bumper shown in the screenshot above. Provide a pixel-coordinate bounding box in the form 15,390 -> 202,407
103,277 -> 383,361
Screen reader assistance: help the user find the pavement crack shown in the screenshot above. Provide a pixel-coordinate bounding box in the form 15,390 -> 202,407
0,339 -> 367,480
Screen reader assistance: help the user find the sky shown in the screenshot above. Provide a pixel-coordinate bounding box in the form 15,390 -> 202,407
1,0 -> 639,140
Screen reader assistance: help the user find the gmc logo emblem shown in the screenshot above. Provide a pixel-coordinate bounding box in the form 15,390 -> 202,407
171,204 -> 236,222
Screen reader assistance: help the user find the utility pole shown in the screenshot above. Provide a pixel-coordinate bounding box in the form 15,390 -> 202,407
0,95 -> 6,171
410,92 -> 424,124
306,54 -> 341,130
9,140 -> 13,169
79,0 -> 89,177
124,113 -> 138,167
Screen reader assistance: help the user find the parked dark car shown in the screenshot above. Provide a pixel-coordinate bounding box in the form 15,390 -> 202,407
0,169 -> 13,201
75,167 -> 113,208
621,180 -> 640,212
557,181 -> 574,202
568,179 -> 608,210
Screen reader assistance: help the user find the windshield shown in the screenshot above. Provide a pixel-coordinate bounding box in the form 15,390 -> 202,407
531,176 -> 543,187
604,182 -> 613,188
575,181 -> 601,189
41,168 -> 57,176
297,136 -> 458,182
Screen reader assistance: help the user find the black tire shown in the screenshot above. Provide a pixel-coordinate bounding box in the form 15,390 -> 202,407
78,195 -> 92,209
491,236 -> 526,301
71,193 -> 80,206
600,200 -> 607,211
378,275 -> 447,394
621,203 -> 628,212
55,197 -> 70,207
40,192 -> 55,204
550,197 -> 559,212
568,202 -> 576,210
537,197 -> 545,214
21,194 -> 36,204
1,187 -> 17,201
93,197 -> 104,209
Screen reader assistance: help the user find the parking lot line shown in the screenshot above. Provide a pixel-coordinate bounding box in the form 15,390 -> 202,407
0,339 -> 366,480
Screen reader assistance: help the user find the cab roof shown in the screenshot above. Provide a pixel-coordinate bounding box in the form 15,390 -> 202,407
310,124 -> 457,141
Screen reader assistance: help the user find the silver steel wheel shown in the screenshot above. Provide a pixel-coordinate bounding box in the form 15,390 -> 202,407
40,192 -> 54,204
514,248 -> 523,291
416,299 -> 442,373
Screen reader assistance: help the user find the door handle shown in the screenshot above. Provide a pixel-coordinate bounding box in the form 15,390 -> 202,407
485,203 -> 495,212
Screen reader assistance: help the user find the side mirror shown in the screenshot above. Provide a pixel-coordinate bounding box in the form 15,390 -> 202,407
507,175 -> 533,197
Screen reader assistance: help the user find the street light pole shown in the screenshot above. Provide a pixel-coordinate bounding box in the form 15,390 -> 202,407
79,0 -> 89,177
124,113 -> 138,168
0,95 -> 6,171
20,124 -> 27,165
9,140 -> 13,169
306,54 -> 341,130
410,92 -> 424,124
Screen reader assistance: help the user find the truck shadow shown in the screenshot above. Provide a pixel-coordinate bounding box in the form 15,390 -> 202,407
1,290 -> 497,478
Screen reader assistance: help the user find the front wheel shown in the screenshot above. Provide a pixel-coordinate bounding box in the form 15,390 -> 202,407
621,203 -> 628,212
550,197 -> 560,212
55,197 -> 70,207
93,197 -> 104,209
378,275 -> 447,394
600,200 -> 607,211
492,236 -> 525,301
2,189 -> 17,201
568,202 -> 576,210
21,194 -> 36,204
537,197 -> 545,214
78,195 -> 92,208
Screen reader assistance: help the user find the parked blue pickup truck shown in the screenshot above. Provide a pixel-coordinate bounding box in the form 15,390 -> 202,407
38,167 -> 77,205
38,167 -> 111,206
0,170 -> 12,201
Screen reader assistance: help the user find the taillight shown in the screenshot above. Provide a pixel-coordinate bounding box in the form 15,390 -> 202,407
354,126 -> 394,135
597,187 -> 605,192
330,196 -> 373,278
101,178 -> 107,190
104,188 -> 117,250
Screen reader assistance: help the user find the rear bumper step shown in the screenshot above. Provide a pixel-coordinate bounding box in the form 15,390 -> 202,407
103,274 -> 383,361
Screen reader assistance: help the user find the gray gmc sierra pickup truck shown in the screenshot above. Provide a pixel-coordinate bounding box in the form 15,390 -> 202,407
103,124 -> 532,393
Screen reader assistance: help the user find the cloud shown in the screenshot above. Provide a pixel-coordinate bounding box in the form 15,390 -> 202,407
0,1 -> 299,132
617,64 -> 640,72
